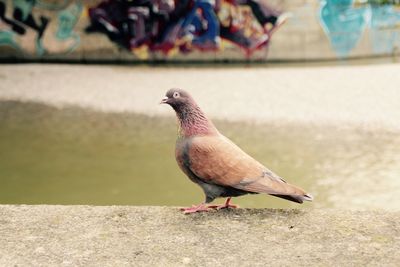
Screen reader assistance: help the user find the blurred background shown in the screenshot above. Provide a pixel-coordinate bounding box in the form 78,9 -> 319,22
0,0 -> 399,210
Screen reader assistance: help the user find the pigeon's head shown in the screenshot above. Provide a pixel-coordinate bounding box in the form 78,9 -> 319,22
160,88 -> 193,110
160,88 -> 217,136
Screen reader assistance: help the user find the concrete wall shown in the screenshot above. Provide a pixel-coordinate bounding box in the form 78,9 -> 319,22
1,205 -> 399,266
1,0 -> 400,62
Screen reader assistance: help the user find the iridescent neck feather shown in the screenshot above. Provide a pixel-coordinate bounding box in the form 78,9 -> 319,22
173,101 -> 217,137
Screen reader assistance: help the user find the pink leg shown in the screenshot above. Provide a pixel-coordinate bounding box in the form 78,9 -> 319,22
180,203 -> 212,214
207,197 -> 239,210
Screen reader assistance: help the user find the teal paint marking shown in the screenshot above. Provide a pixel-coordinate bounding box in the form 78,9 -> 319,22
370,4 -> 400,54
0,0 -> 82,55
13,0 -> 35,21
319,0 -> 368,57
0,30 -> 18,49
55,1 -> 82,54
36,0 -> 70,11
319,0 -> 400,57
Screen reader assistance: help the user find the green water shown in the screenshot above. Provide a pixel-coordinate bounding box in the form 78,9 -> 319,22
1,101 -> 399,210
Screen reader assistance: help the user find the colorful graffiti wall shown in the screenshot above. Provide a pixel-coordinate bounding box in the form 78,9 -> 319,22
0,0 -> 284,59
85,0 -> 284,58
1,0 -> 400,61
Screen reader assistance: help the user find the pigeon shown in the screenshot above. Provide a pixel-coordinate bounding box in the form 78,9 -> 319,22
161,88 -> 313,214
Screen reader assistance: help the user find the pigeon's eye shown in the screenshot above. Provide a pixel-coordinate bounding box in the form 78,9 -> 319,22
173,92 -> 180,98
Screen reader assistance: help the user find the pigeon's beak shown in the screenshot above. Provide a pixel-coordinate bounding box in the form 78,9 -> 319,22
160,97 -> 169,104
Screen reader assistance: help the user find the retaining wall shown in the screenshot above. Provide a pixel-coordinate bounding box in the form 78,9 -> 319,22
1,0 -> 400,62
0,205 -> 399,266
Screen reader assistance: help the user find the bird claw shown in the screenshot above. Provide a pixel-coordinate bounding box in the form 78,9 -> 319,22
207,197 -> 239,210
207,203 -> 239,210
180,204 -> 212,214
180,198 -> 239,214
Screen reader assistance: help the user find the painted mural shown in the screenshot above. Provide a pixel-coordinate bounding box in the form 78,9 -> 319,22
85,0 -> 286,58
0,0 -> 82,55
1,0 -> 398,61
319,0 -> 400,57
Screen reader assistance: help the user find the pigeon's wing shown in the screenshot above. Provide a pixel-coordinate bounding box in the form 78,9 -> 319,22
188,135 -> 309,199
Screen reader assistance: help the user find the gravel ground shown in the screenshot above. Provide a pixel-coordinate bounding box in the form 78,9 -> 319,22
0,63 -> 399,130
0,205 -> 399,266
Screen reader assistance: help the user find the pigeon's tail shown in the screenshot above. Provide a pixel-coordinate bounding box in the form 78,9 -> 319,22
233,172 -> 314,204
270,193 -> 314,204
302,193 -> 314,201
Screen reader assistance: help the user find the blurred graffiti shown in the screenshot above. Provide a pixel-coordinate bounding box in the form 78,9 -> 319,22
319,0 -> 400,57
0,0 -> 82,55
319,0 -> 368,57
85,0 -> 286,58
370,4 -> 400,54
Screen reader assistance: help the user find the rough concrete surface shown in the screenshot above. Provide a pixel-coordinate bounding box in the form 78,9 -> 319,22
0,205 -> 399,266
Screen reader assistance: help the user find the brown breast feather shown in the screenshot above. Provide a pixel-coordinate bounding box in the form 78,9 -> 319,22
188,134 -> 307,197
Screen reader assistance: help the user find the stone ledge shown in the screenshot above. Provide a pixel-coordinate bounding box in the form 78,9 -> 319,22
0,205 -> 399,266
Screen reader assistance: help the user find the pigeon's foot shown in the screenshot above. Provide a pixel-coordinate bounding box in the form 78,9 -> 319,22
207,203 -> 239,210
207,197 -> 239,210
180,204 -> 211,214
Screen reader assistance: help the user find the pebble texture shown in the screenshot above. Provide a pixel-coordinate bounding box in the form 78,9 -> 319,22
0,205 -> 399,266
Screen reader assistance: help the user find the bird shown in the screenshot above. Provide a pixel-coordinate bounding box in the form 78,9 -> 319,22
160,88 -> 313,214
